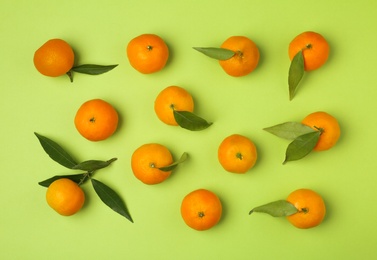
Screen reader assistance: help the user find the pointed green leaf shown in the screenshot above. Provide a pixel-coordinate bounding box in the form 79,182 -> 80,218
91,178 -> 133,223
34,132 -> 77,169
193,47 -> 235,60
38,173 -> 87,187
159,152 -> 188,172
264,122 -> 316,140
72,158 -> 117,172
174,110 -> 212,131
288,50 -> 305,100
249,200 -> 298,217
283,131 -> 321,164
71,64 -> 118,75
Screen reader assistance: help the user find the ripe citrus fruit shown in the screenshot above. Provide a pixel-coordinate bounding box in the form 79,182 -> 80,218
219,36 -> 260,77
46,178 -> 85,216
286,188 -> 326,229
74,99 -> 119,141
289,31 -> 330,71
33,39 -> 75,77
180,189 -> 222,231
154,86 -> 194,126
301,111 -> 340,151
126,34 -> 169,74
218,134 -> 258,173
131,143 -> 174,185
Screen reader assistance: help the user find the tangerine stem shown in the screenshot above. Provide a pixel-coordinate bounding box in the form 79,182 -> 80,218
314,126 -> 324,134
198,211 -> 205,218
236,152 -> 243,160
66,71 -> 73,83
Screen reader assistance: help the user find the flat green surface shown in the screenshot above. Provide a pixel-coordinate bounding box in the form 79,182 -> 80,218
1,0 -> 377,259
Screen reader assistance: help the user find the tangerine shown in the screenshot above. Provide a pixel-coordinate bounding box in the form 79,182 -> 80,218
218,134 -> 258,173
74,99 -> 119,141
301,111 -> 340,151
219,36 -> 260,77
289,31 -> 330,71
180,189 -> 222,231
131,143 -> 174,185
286,188 -> 326,229
33,39 -> 75,77
126,34 -> 169,74
46,178 -> 85,216
154,86 -> 194,126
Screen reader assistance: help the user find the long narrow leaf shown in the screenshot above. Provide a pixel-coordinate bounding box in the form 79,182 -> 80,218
71,64 -> 118,75
249,200 -> 298,217
288,50 -> 305,100
72,158 -> 117,172
264,122 -> 316,140
91,178 -> 133,223
174,111 -> 212,131
38,173 -> 87,187
193,47 -> 235,60
159,152 -> 188,172
34,132 -> 77,169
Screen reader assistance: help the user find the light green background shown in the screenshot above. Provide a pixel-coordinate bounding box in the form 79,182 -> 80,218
1,0 -> 376,259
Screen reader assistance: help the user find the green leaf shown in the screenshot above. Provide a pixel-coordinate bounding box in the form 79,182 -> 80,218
264,122 -> 316,140
71,64 -> 118,75
159,152 -> 188,172
283,131 -> 321,164
174,110 -> 212,131
91,178 -> 133,223
249,200 -> 298,217
193,47 -> 235,60
288,50 -> 305,100
34,132 -> 77,169
72,158 -> 117,172
38,173 -> 87,187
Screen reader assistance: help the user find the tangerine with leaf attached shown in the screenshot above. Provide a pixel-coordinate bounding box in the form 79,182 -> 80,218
33,38 -> 75,78
219,36 -> 260,77
46,178 -> 85,216
286,188 -> 326,229
131,143 -> 174,185
289,31 -> 330,71
301,111 -> 340,151
154,86 -> 194,126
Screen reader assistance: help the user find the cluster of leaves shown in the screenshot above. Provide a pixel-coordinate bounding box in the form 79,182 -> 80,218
67,64 -> 118,83
264,122 -> 322,164
35,132 -> 133,222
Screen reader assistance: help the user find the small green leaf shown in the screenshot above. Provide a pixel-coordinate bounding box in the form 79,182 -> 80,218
264,122 -> 316,140
91,178 -> 133,223
283,131 -> 321,164
193,47 -> 235,60
72,158 -> 117,172
174,110 -> 212,131
38,173 -> 87,187
34,132 -> 77,169
71,64 -> 118,75
159,152 -> 188,172
288,50 -> 305,100
249,200 -> 298,217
